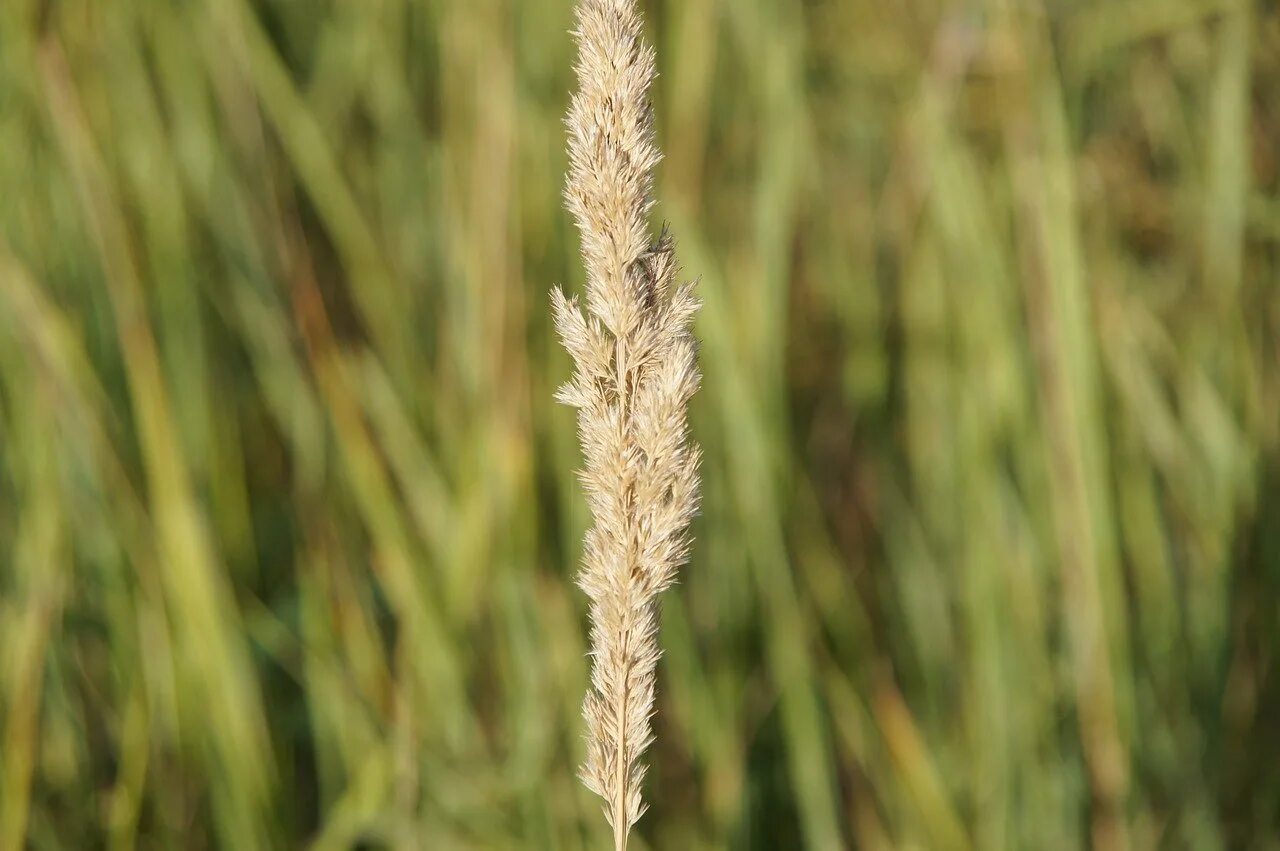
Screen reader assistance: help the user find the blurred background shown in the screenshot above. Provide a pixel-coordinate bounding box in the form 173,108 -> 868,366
1,0 -> 1279,848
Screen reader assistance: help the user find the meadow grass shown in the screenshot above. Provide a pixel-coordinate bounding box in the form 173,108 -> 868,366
554,1 -> 702,846
0,0 -> 1278,848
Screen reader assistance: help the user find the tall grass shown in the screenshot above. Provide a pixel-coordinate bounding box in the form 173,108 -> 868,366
0,0 -> 1278,848
554,1 -> 701,846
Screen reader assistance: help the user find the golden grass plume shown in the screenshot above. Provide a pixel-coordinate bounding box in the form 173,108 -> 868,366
551,0 -> 702,846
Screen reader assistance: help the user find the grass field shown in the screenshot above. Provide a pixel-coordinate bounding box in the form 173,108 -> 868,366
1,0 -> 1279,848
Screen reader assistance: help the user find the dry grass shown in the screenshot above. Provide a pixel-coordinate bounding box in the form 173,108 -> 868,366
3,0 -> 1280,847
552,0 -> 702,846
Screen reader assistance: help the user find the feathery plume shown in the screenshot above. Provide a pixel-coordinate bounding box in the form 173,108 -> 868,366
552,1 -> 701,847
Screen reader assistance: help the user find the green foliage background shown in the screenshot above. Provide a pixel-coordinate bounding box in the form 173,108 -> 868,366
1,0 -> 1279,847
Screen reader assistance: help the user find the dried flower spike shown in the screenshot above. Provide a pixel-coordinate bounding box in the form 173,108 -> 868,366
551,0 -> 701,847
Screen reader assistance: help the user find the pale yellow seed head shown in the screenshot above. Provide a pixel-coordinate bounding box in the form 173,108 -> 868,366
552,0 -> 701,847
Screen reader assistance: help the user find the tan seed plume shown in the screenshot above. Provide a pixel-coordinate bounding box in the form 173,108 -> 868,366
551,0 -> 701,847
